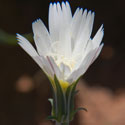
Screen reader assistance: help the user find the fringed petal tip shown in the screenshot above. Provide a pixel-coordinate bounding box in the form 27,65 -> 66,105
49,1 -> 70,8
16,33 -> 39,57
100,24 -> 104,30
100,24 -> 104,43
16,33 -> 21,40
81,8 -> 95,15
32,18 -> 42,27
16,33 -> 27,45
66,1 -> 70,6
16,33 -> 24,44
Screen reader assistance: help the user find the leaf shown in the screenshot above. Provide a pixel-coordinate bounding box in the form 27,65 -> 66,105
0,29 -> 33,45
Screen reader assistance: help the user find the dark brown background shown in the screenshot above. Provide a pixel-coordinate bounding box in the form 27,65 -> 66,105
0,0 -> 125,125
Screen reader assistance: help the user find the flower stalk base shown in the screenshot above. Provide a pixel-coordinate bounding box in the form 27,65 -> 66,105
48,75 -> 87,124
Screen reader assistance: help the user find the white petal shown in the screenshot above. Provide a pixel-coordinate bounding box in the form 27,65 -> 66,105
49,2 -> 72,57
67,48 -> 99,83
83,11 -> 95,45
57,2 -> 63,34
78,9 -> 87,36
70,8 -> 83,50
39,56 -> 54,77
49,3 -> 59,42
72,39 -> 93,70
58,27 -> 71,57
65,1 -> 72,21
57,2 -> 72,57
62,1 -> 72,26
17,34 -> 38,57
84,11 -> 95,44
73,11 -> 95,55
46,56 -> 62,79
91,43 -> 104,64
60,63 -> 71,80
32,19 -> 51,56
92,24 -> 104,48
17,34 -> 44,71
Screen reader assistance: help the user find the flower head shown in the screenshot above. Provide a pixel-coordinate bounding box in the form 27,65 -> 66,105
17,1 -> 104,87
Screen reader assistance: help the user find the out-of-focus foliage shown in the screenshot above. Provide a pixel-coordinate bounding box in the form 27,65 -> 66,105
0,29 -> 33,45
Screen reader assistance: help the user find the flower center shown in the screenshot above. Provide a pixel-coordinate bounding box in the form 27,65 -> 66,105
50,41 -> 76,70
53,54 -> 75,71
59,80 -> 69,91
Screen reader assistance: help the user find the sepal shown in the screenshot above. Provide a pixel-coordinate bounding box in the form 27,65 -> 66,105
54,75 -> 66,121
65,77 -> 80,121
70,107 -> 87,120
48,75 -> 86,123
75,107 -> 87,112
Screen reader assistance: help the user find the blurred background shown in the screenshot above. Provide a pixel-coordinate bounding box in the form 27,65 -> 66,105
0,0 -> 125,125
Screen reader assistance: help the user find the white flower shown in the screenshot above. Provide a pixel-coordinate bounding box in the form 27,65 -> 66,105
17,1 -> 104,86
